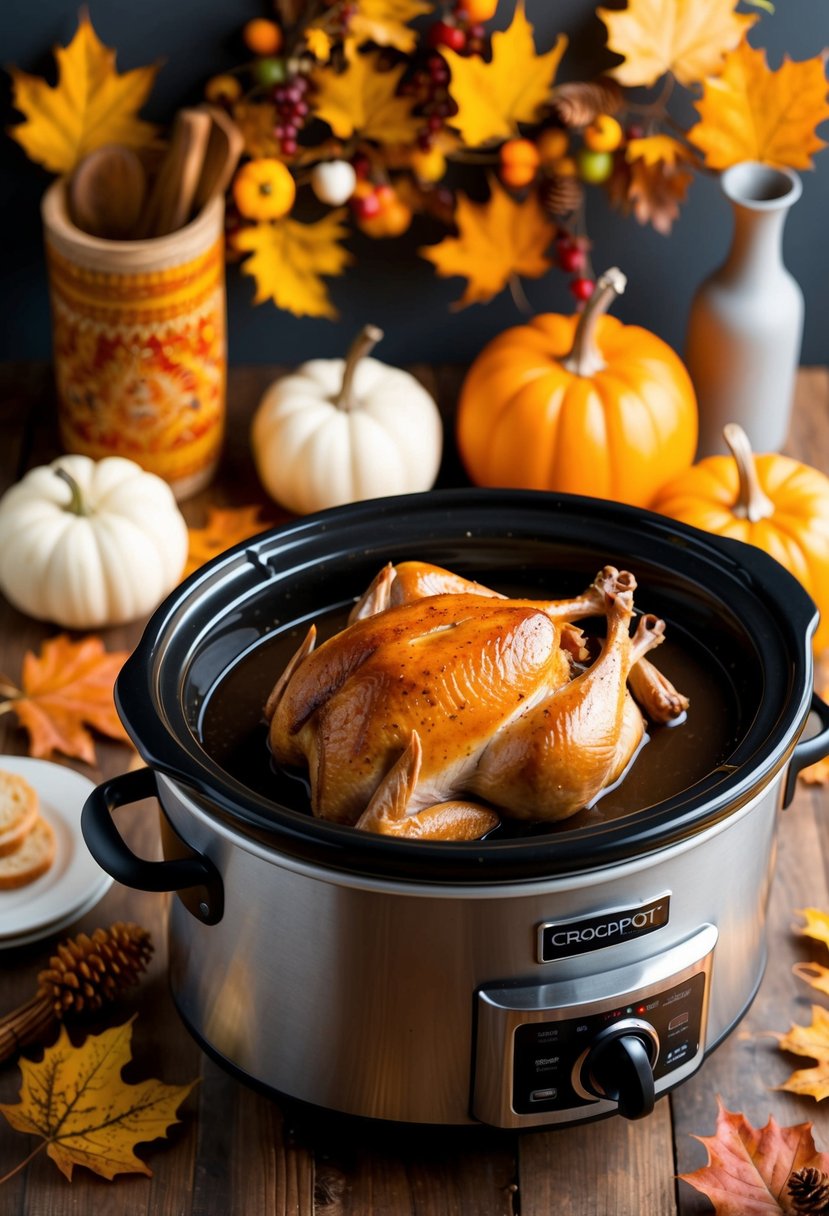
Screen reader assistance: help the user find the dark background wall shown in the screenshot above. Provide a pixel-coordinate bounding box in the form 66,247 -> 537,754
1,0 -> 827,367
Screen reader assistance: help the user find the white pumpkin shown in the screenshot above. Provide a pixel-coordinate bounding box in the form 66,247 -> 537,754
0,454 -> 189,629
251,325 -> 443,515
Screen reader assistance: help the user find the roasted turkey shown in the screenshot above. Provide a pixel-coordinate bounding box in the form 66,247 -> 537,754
264,561 -> 689,841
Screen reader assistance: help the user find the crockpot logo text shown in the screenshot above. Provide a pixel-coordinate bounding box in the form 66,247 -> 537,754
538,896 -> 671,961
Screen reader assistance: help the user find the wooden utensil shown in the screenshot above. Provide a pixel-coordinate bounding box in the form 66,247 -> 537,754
193,105 -> 245,214
137,108 -> 212,239
68,145 -> 147,240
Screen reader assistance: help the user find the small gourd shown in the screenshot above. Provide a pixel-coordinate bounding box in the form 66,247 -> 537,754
251,325 -> 443,515
0,455 -> 188,629
456,268 -> 698,507
651,423 -> 829,652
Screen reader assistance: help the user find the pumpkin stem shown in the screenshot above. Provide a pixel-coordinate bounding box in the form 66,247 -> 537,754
335,324 -> 384,412
723,423 -> 775,523
562,267 -> 627,377
54,467 -> 88,516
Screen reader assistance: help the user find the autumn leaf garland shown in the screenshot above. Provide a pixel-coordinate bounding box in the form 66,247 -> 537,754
7,3 -> 829,318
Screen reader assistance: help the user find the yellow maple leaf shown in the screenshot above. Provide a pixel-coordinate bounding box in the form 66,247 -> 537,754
0,1018 -> 195,1181
235,210 -> 353,318
626,134 -> 692,168
8,12 -> 158,174
183,505 -> 287,578
351,0 -> 435,54
687,40 -> 829,171
598,0 -> 755,88
420,177 -> 555,308
775,1004 -> 829,1102
794,962 -> 829,998
313,53 -> 420,144
444,2 -> 567,145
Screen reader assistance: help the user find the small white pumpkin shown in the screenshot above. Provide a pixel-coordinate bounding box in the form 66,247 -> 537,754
251,325 -> 443,515
0,454 -> 189,629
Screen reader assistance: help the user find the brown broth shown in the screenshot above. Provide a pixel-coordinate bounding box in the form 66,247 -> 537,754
198,599 -> 739,837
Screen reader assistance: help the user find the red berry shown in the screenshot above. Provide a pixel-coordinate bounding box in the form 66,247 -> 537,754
281,137 -> 298,156
558,245 -> 587,274
352,192 -> 381,220
352,153 -> 371,180
428,20 -> 466,51
417,132 -> 434,151
570,277 -> 595,302
427,113 -> 443,132
555,231 -> 575,254
626,123 -> 645,141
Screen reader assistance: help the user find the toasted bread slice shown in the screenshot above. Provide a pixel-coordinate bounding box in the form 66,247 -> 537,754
0,815 -> 56,889
0,769 -> 39,857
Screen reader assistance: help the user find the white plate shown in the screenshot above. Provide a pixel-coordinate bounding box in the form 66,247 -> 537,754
0,756 -> 112,945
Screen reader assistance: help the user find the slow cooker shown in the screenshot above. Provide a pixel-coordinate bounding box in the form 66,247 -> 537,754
82,490 -> 829,1127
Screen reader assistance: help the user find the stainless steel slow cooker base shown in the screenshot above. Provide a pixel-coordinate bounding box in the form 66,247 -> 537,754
159,769 -> 780,1127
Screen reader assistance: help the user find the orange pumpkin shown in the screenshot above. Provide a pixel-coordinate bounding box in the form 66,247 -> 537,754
456,268 -> 698,506
651,423 -> 829,653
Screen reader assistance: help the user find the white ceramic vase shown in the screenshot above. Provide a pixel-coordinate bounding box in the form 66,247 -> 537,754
685,161 -> 803,458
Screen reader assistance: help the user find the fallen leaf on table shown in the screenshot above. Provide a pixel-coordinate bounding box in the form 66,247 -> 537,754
774,1005 -> 829,1102
0,634 -> 130,764
793,962 -> 829,998
679,1100 -> 829,1213
419,177 -> 555,308
444,2 -> 566,146
0,1017 -> 196,1183
8,11 -> 159,174
597,0 -> 755,88
313,52 -> 420,144
687,40 -> 829,171
794,908 -> 829,952
235,210 -> 353,318
184,506 -> 287,578
349,0 -> 434,54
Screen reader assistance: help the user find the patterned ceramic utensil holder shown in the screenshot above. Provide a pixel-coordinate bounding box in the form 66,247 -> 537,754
41,180 -> 227,501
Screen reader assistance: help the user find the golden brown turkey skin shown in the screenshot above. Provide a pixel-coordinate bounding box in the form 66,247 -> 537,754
268,594 -> 572,826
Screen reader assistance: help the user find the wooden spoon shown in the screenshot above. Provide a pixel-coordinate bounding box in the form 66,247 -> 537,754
193,105 -> 244,214
68,145 -> 147,240
136,108 -> 212,239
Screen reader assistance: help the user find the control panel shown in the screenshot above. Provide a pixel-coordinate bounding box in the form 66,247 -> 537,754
472,924 -> 717,1128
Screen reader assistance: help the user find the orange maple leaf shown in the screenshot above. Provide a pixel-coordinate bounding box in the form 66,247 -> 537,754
679,1100 -> 829,1213
688,40 -> 829,171
419,177 -> 555,308
0,635 -> 130,765
0,1017 -> 195,1182
775,1005 -> 829,1102
183,506 -> 285,578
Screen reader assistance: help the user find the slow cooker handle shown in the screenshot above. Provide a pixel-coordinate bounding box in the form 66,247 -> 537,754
784,691 -> 829,807
81,768 -> 223,925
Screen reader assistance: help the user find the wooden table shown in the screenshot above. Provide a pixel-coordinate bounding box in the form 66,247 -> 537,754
1,364 -> 828,1215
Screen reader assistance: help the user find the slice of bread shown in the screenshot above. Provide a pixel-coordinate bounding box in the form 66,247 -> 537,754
0,815 -> 56,889
0,769 -> 39,857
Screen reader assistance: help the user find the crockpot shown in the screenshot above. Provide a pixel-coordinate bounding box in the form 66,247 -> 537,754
82,489 -> 829,1127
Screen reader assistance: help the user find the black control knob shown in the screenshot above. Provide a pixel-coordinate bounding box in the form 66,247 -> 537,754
581,1026 -> 657,1120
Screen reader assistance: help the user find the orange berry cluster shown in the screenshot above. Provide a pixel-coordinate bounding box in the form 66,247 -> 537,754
498,114 -> 624,191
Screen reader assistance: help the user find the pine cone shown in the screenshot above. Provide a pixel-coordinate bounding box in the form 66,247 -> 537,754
0,922 -> 153,1063
789,1167 -> 829,1214
550,78 -> 624,128
539,173 -> 584,218
37,922 -> 153,1016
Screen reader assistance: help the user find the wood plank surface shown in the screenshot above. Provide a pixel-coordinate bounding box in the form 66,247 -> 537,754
0,365 -> 827,1215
